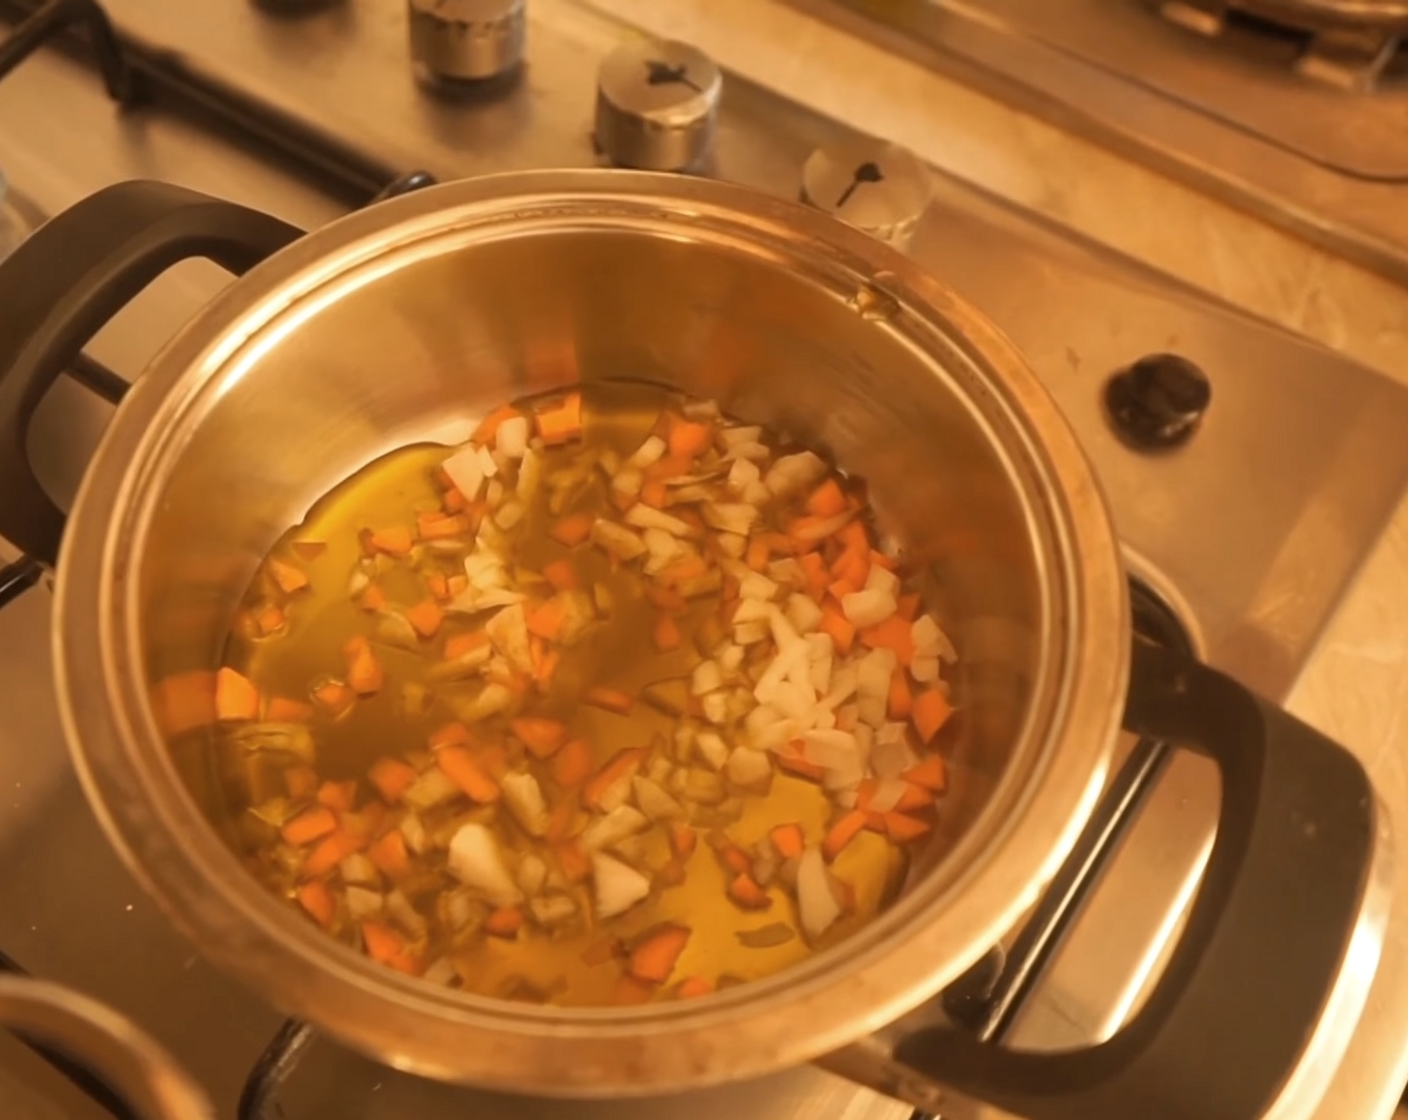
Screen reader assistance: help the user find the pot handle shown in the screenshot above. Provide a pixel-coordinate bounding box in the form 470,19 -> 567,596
0,180 -> 302,567
837,637 -> 1383,1120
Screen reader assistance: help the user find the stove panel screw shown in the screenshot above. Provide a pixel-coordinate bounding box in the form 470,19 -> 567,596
1104,353 -> 1211,451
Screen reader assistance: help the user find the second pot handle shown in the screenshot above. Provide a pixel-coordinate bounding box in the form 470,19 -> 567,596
0,180 -> 302,566
860,637 -> 1382,1120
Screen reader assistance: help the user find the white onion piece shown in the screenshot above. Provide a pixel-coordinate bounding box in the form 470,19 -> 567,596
734,620 -> 770,646
485,479 -> 505,507
495,415 -> 530,459
448,823 -> 523,907
626,503 -> 696,538
787,594 -> 824,635
399,811 -> 430,854
765,452 -> 827,499
346,887 -> 384,919
732,598 -> 772,625
442,445 -> 487,501
695,730 -> 730,770
719,425 -> 763,448
531,895 -> 579,927
340,853 -> 378,885
797,847 -> 841,941
718,643 -> 745,674
502,772 -> 550,837
473,445 -> 497,480
516,449 -> 542,501
582,805 -> 648,851
727,746 -> 773,787
592,852 -> 651,919
386,890 -> 428,938
770,680 -> 817,724
715,532 -> 747,558
739,572 -> 779,602
791,510 -> 855,543
803,729 -> 860,770
703,502 -> 759,535
403,767 -> 459,812
449,681 -> 514,724
864,564 -> 900,599
633,775 -> 686,821
485,603 -> 532,673
517,854 -> 549,896
612,467 -> 643,499
627,435 -> 667,469
873,725 -> 919,780
913,614 -> 959,662
374,610 -> 421,651
692,659 -> 725,696
422,957 -> 458,986
745,706 -> 798,752
728,458 -> 761,493
591,520 -> 647,560
842,588 -> 898,629
494,501 -> 525,530
682,397 -> 721,421
911,655 -> 940,683
857,648 -> 897,700
767,558 -> 805,588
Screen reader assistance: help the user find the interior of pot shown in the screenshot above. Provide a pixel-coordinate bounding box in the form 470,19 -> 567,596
127,195 -> 1068,1006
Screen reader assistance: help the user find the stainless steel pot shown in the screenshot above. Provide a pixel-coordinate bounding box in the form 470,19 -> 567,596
0,172 -> 1389,1120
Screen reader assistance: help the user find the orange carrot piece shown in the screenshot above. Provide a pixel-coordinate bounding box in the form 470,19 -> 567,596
535,392 -> 583,446
317,779 -> 357,813
443,631 -> 488,661
291,540 -> 327,561
727,874 -> 772,910
629,925 -> 691,983
485,907 -> 524,937
653,612 -> 683,652
912,687 -> 954,745
819,607 -> 855,655
473,403 -> 523,446
904,754 -> 948,793
670,824 -> 698,860
806,478 -> 848,518
640,478 -> 668,509
343,635 -> 385,696
267,557 -> 309,595
582,686 -> 635,716
657,858 -> 687,887
150,670 -> 217,736
368,828 -> 410,877
831,548 -> 870,591
281,806 -> 338,847
884,813 -> 932,843
822,810 -> 869,862
546,800 -> 576,843
551,738 -> 594,788
304,829 -> 365,877
368,525 -> 414,557
425,572 -> 450,601
416,512 -> 471,541
656,555 -> 708,588
550,513 -> 595,547
447,574 -> 469,598
285,765 -> 319,800
861,615 -> 914,665
254,604 -> 286,637
215,667 -> 260,722
745,537 -> 771,572
405,598 -> 445,639
543,558 -> 579,591
895,782 -> 937,813
888,668 -> 913,720
645,584 -> 688,613
311,679 -> 355,719
534,646 -> 561,690
555,839 -> 592,882
582,747 -> 645,811
511,716 -> 569,759
428,721 -> 471,750
296,880 -> 337,929
769,823 -> 805,860
896,593 -> 922,621
869,550 -> 896,572
778,753 -> 826,782
799,552 -> 829,601
836,520 -> 870,555
436,746 -> 501,803
267,696 -> 313,723
612,975 -> 657,1006
361,920 -> 406,964
667,417 -> 713,460
677,976 -> 715,1000
368,757 -> 418,803
357,583 -> 388,613
526,599 -> 566,641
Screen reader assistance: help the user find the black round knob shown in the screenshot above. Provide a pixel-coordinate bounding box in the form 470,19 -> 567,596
1104,353 -> 1211,451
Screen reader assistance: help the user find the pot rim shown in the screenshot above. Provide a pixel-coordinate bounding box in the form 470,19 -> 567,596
53,169 -> 1129,1093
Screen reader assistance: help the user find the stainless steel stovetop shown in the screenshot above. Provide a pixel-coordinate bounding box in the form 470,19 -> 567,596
3,1 -> 1408,1118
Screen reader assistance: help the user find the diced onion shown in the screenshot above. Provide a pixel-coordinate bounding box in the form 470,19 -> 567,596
448,823 -> 523,907
582,805 -> 649,851
913,614 -> 958,662
633,775 -> 685,821
627,435 -> 667,470
346,886 -> 384,919
591,520 -> 648,560
911,655 -> 940,683
702,503 -> 759,535
864,564 -> 900,599
797,847 -> 841,941
787,594 -> 824,635
841,588 -> 898,629
442,445 -> 487,501
726,746 -> 773,787
495,416 -> 530,459
502,771 -> 550,837
592,852 -> 651,919
764,452 -> 827,499
695,730 -> 730,770
692,660 -> 725,696
485,603 -> 533,673
738,572 -> 779,602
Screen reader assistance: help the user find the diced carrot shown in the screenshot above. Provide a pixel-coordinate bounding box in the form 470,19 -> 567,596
645,584 -> 688,613
267,696 -> 313,723
254,604 -> 286,637
304,829 -> 365,877
806,478 -> 848,518
904,754 -> 948,793
582,686 -> 635,715
215,667 -> 260,722
799,552 -> 829,601
745,537 -> 771,572
543,558 -> 579,591
555,839 -> 592,882
885,813 -> 932,843
819,607 -> 855,655
473,403 -> 523,446
267,557 -> 309,595
442,488 -> 469,514
912,687 -> 954,745
582,748 -> 645,811
281,806 -> 338,847
296,880 -> 337,929
861,615 -> 914,665
151,671 -> 216,737
895,782 -> 937,813
535,392 -> 583,446
526,599 -> 566,641
869,550 -> 896,572
550,513 -> 595,547
581,936 -> 622,966
831,548 -> 869,591
317,779 -> 357,812
657,858 -> 687,887
485,907 -> 524,937
551,738 -> 594,788
436,746 -> 501,803
822,810 -> 869,862
629,924 -> 691,983
368,828 -> 410,877
416,511 -> 470,540
447,574 -> 469,598
285,765 -> 319,800
361,920 -> 406,964
546,800 -> 575,843
769,823 -> 805,860
677,976 -> 715,1000
862,810 -> 888,834
443,631 -> 488,661
778,753 -> 826,782
836,521 -> 870,555
897,593 -> 922,621
670,823 -> 698,860
292,540 -> 327,561
357,583 -> 388,612
667,417 -> 713,460
368,525 -> 414,557
426,572 -> 449,601
368,757 -> 418,803
343,635 -> 385,696
653,612 -> 683,652
405,598 -> 445,640
511,716 -> 569,759
827,577 -> 859,603
888,668 -> 913,720
657,555 -> 709,588
612,975 -> 656,1006
428,721 -> 471,750
727,874 -> 771,910
640,478 -> 668,510
534,647 -> 561,689
311,679 -> 356,719
479,742 -> 511,780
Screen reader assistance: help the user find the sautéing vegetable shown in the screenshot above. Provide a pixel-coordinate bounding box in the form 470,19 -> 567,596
204,382 -> 958,1006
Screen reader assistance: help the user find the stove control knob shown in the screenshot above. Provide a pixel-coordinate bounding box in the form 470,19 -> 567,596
595,40 -> 722,172
800,139 -> 933,249
1104,353 -> 1211,451
409,0 -> 526,89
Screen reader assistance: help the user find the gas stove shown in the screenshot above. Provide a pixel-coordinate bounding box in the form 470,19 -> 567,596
788,0 -> 1408,284
3,1 -> 1408,1118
